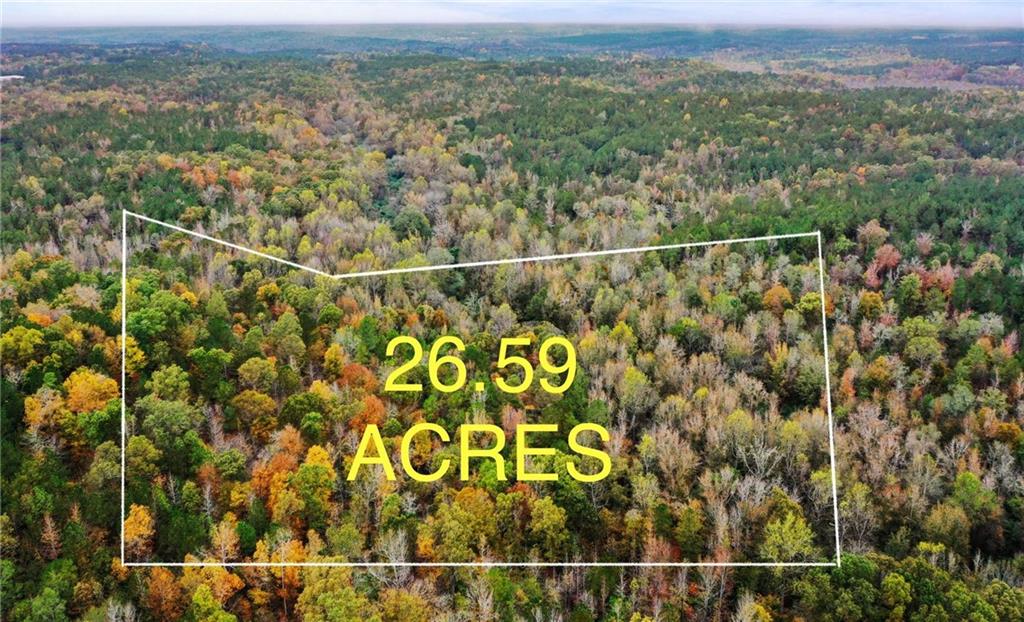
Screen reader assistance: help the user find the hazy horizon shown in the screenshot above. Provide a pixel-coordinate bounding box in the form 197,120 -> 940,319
3,1 -> 1020,30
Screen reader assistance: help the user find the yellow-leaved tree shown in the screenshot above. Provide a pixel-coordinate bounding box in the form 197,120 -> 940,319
64,367 -> 118,414
124,504 -> 155,561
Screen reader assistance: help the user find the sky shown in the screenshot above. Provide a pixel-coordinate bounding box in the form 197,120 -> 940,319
1,1 -> 1020,29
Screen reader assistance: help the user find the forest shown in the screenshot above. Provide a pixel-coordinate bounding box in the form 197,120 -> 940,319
1,25 -> 1023,622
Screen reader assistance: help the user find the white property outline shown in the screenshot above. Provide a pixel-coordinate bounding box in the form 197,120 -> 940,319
120,209 -> 842,568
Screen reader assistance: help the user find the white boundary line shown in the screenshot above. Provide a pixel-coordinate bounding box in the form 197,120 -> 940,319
124,210 -> 819,279
124,561 -> 839,568
120,208 -> 127,564
817,232 -> 843,566
120,210 -> 842,568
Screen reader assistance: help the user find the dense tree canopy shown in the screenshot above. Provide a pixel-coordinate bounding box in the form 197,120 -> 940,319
2,25 -> 1023,622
